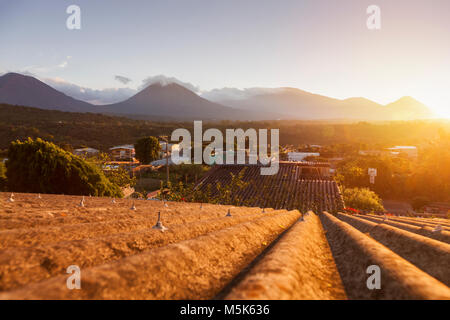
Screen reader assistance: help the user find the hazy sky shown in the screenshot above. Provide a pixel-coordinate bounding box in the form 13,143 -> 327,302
0,0 -> 449,116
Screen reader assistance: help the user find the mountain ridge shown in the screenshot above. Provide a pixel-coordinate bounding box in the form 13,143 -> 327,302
0,73 -> 434,121
207,87 -> 433,120
0,72 -> 93,112
96,82 -> 272,120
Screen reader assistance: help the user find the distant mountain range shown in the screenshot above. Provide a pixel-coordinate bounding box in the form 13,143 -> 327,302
0,72 -> 434,121
94,82 -> 278,121
205,87 -> 433,121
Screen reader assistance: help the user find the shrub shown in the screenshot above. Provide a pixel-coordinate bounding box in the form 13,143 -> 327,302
343,187 -> 384,212
6,138 -> 122,197
0,161 -> 6,191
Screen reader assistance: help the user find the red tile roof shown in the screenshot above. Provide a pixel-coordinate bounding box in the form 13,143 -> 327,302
196,162 -> 344,213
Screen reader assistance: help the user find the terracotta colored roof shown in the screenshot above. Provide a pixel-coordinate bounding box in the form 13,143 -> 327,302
196,163 -> 344,213
280,160 -> 330,167
146,190 -> 159,199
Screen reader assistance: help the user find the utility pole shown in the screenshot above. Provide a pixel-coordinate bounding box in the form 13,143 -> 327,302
368,168 -> 377,184
166,137 -> 169,186
160,135 -> 170,186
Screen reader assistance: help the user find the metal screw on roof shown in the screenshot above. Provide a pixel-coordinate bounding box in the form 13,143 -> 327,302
130,201 -> 136,210
152,211 -> 168,231
226,209 -> 232,217
78,196 -> 85,207
8,193 -> 14,202
432,225 -> 443,233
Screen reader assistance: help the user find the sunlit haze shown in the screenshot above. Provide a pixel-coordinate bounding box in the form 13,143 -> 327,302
1,0 -> 449,117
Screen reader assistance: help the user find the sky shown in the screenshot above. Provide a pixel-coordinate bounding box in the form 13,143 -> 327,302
0,0 -> 449,117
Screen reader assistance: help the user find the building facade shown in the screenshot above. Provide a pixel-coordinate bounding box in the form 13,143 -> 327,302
110,145 -> 135,161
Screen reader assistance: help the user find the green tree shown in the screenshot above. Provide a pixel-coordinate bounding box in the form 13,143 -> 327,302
0,161 -> 6,191
343,188 -> 384,212
337,162 -> 365,187
135,136 -> 161,164
6,138 -> 122,197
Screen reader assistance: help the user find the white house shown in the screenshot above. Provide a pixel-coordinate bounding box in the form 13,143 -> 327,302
288,152 -> 320,162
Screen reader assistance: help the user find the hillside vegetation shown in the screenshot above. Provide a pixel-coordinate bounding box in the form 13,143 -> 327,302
1,103 -> 449,151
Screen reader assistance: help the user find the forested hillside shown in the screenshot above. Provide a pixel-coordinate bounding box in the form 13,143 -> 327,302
1,103 -> 449,152
0,104 -> 178,151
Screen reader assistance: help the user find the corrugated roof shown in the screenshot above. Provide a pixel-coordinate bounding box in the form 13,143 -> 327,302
109,144 -> 135,150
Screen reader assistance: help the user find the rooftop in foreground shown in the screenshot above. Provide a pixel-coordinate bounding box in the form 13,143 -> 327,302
0,192 -> 448,300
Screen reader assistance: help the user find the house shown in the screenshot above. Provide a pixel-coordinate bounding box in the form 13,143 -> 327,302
110,144 -> 135,161
73,147 -> 99,157
288,152 -> 320,161
195,161 -> 343,212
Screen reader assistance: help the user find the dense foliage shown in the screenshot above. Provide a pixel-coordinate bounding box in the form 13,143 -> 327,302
6,138 -> 122,197
342,188 -> 385,212
0,104 -> 175,151
135,136 -> 161,164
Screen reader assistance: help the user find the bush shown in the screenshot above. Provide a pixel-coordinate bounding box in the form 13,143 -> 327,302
343,187 -> 384,212
0,161 -> 6,191
6,138 -> 122,197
